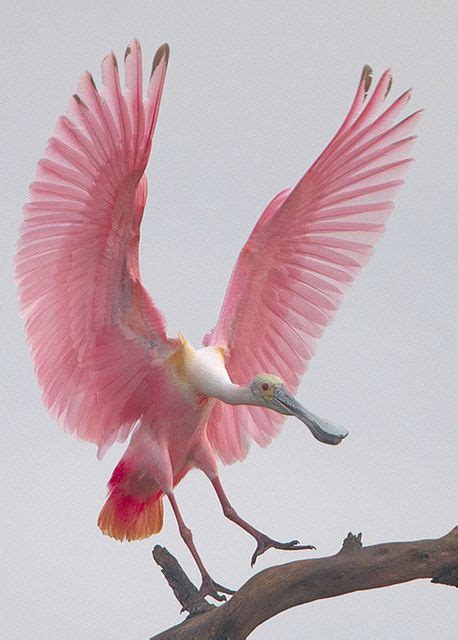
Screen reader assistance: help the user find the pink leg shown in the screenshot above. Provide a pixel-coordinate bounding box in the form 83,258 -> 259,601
211,476 -> 316,566
167,493 -> 234,601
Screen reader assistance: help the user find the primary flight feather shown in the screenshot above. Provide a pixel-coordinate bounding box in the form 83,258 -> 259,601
15,40 -> 420,600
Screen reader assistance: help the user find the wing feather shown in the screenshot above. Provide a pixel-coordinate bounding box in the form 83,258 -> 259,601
16,41 -> 173,455
205,68 -> 421,464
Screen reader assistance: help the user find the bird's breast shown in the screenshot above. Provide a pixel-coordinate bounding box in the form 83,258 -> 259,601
165,337 -> 231,401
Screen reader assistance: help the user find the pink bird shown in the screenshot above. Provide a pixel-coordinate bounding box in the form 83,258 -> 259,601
16,40 -> 421,600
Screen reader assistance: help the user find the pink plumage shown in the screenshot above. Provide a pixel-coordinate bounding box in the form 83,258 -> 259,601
16,41 -> 172,456
15,42 -> 421,599
204,67 -> 422,463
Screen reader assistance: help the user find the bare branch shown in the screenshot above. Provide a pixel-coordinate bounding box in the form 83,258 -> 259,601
150,527 -> 458,640
431,566 -> 458,588
152,545 -> 214,616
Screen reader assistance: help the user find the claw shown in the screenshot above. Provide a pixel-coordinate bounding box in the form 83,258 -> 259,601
251,535 -> 316,566
198,574 -> 236,602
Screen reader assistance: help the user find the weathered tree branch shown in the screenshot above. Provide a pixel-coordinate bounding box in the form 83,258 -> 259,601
152,545 -> 214,616
150,527 -> 458,640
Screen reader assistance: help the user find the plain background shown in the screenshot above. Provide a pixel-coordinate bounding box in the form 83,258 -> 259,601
1,1 -> 457,638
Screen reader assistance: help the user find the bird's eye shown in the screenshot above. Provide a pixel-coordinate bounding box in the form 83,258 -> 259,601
261,383 -> 269,391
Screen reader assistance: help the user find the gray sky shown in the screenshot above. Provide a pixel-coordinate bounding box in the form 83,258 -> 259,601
1,1 -> 457,638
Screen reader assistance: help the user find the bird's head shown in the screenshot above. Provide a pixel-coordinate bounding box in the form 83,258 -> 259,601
250,374 -> 290,411
249,373 -> 348,445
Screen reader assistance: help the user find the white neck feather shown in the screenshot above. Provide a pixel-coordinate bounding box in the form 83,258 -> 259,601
213,382 -> 254,405
188,346 -> 256,406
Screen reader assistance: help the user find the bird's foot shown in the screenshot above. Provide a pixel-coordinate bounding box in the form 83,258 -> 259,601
250,534 -> 316,566
198,573 -> 236,603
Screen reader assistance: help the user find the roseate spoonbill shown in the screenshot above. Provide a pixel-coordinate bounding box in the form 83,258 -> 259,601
16,40 -> 421,600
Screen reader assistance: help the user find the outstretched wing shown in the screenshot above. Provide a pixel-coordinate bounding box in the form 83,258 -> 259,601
15,40 -> 174,456
204,67 -> 422,464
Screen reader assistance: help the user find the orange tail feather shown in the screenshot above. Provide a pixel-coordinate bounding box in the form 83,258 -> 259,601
98,459 -> 190,541
98,460 -> 164,541
98,489 -> 164,541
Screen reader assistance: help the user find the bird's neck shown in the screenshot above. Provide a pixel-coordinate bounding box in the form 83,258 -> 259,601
183,344 -> 255,406
214,383 -> 254,406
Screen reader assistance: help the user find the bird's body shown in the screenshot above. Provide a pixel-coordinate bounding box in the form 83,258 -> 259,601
16,39 -> 420,598
98,341 -> 221,541
98,339 -> 290,541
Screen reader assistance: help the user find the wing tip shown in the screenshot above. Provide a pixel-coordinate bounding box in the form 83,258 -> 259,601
384,72 -> 393,98
124,38 -> 141,63
72,93 -> 87,109
151,43 -> 170,78
362,66 -> 394,101
101,51 -> 116,72
87,71 -> 97,89
361,64 -> 373,98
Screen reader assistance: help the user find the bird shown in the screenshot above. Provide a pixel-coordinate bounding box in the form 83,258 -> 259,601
15,39 -> 421,601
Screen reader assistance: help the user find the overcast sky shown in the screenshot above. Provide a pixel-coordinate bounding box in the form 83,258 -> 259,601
1,1 -> 457,638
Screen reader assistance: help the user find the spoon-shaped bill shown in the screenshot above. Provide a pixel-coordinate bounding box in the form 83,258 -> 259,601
273,387 -> 349,445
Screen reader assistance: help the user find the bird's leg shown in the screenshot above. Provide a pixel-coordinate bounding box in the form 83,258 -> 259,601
210,476 -> 315,566
167,493 -> 235,602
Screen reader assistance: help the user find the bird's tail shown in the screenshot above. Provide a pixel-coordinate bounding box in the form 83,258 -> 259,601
97,460 -> 164,541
